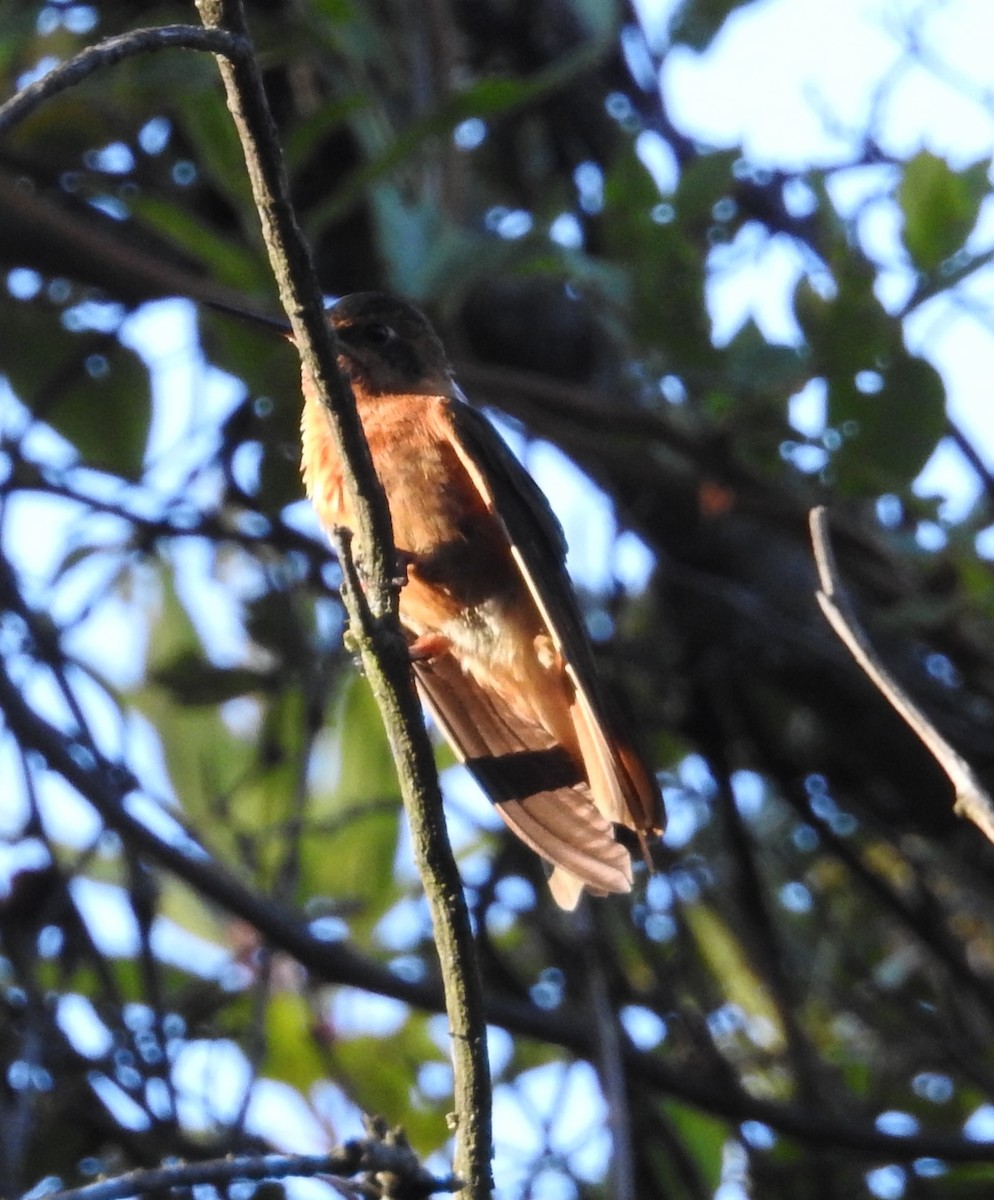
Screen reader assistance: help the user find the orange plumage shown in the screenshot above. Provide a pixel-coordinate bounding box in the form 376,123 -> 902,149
301,292 -> 663,908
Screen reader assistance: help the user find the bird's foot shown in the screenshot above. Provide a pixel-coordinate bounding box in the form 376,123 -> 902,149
407,632 -> 452,662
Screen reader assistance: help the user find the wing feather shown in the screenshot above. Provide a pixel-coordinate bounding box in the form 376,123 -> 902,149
413,653 -> 633,900
446,394 -> 663,838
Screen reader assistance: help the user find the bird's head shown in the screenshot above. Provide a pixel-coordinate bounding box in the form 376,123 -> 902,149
330,292 -> 453,398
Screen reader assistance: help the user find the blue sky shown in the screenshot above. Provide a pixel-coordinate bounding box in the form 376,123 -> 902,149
652,0 -> 994,546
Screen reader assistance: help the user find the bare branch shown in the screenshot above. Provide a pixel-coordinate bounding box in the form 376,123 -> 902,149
187,3 -> 494,1192
34,1136 -> 459,1200
947,415 -> 994,508
0,26 -> 247,135
809,505 -> 994,844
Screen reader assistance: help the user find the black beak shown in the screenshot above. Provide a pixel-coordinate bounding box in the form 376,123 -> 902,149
201,297 -> 293,336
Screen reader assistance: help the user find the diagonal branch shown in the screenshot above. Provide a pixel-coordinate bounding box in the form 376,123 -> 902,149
0,26 -> 248,135
809,505 -> 994,844
947,415 -> 994,509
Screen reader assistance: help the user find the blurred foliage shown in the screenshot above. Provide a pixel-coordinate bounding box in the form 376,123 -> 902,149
2,0 -> 994,1197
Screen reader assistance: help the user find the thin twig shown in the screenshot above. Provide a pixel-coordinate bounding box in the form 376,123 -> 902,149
192,3 -> 492,1192
29,1139 -> 459,1200
331,528 -> 494,1174
808,505 -> 994,844
947,415 -> 994,509
0,26 -> 247,134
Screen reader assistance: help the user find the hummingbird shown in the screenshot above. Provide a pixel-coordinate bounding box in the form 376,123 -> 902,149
300,291 -> 664,908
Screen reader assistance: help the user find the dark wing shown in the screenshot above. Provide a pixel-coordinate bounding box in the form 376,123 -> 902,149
445,395 -> 663,835
446,401 -> 597,694
407,394 -> 662,904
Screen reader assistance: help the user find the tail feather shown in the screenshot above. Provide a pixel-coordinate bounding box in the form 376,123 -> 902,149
568,665 -> 664,836
493,784 -> 633,896
412,653 -> 637,901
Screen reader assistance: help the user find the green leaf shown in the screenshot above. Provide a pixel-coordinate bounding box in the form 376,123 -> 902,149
128,192 -> 264,294
307,37 -> 614,232
47,346 -> 150,479
157,875 -> 229,947
283,94 -> 368,170
795,258 -> 892,377
899,151 -> 991,272
245,587 -> 320,667
827,353 -> 947,492
602,148 -> 714,364
173,89 -> 256,223
674,148 -> 741,234
320,672 -> 402,809
723,318 -> 807,396
370,189 -> 446,300
684,903 -> 787,1051
659,1102 -> 730,1191
299,672 -> 401,923
300,805 -> 400,925
332,1024 -> 447,1152
129,576 -> 253,835
264,992 -> 327,1093
0,299 -> 151,479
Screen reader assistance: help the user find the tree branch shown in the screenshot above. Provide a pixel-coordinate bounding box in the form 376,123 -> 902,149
809,505 -> 994,844
36,1134 -> 458,1200
68,4 -> 501,1193
0,26 -> 248,135
947,415 -> 994,509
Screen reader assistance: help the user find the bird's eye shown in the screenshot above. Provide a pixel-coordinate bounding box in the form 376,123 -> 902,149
365,322 -> 395,346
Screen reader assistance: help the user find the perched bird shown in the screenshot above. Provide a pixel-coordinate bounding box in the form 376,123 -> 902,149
301,292 -> 664,908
